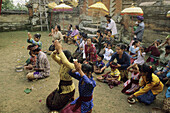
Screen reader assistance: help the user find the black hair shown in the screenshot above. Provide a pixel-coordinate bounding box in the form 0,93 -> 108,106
81,63 -> 93,74
107,29 -> 112,34
132,40 -> 139,46
70,24 -> 72,28
98,54 -> 104,60
29,51 -> 32,56
116,43 -> 127,50
141,45 -> 146,51
63,50 -> 73,63
139,64 -> 153,84
97,30 -> 102,37
57,25 -> 61,31
82,33 -> 87,39
156,39 -> 162,44
75,25 -> 79,30
165,45 -> 170,50
34,33 -> 41,39
107,19 -> 111,23
105,14 -> 111,18
79,32 -> 82,36
32,47 -> 41,52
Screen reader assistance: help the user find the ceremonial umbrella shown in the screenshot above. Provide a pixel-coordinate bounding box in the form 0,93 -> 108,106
88,2 -> 109,14
48,2 -> 57,9
54,3 -> 73,29
121,4 -> 144,40
167,10 -> 170,18
88,2 -> 109,28
121,5 -> 143,16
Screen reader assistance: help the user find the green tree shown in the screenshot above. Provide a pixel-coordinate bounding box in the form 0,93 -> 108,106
2,0 -> 15,10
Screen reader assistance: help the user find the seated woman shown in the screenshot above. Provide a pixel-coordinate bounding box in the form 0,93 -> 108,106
145,39 -> 162,66
122,63 -> 140,95
94,54 -> 105,74
155,45 -> 170,84
49,25 -> 63,51
97,62 -> 121,89
46,40 -> 75,111
129,40 -> 140,64
101,44 -> 130,82
85,38 -> 98,63
61,61 -> 96,113
128,64 -> 164,105
68,25 -> 79,44
64,24 -> 72,43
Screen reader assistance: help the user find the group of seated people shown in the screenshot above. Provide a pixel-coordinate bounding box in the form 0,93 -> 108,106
23,23 -> 170,112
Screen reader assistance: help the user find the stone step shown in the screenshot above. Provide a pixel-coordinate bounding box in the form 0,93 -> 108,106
80,27 -> 98,34
87,34 -> 97,38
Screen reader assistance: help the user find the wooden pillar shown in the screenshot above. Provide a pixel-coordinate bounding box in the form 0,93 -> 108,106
0,0 -> 2,15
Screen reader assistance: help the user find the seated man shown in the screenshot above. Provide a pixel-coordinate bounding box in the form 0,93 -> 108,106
26,45 -> 50,80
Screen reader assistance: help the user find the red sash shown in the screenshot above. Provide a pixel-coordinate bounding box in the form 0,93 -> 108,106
72,95 -> 93,112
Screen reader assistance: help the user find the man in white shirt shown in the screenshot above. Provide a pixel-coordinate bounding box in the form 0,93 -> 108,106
105,15 -> 117,37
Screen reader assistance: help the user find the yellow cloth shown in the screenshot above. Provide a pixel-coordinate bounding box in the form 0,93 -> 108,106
110,69 -> 121,81
134,73 -> 164,97
51,51 -> 75,94
73,35 -> 78,40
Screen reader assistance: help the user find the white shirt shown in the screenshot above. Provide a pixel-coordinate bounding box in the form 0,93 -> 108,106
79,40 -> 87,59
104,48 -> 114,61
106,19 -> 117,35
134,51 -> 146,65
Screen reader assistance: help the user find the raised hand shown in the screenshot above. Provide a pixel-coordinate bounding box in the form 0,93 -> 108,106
28,32 -> 32,40
74,61 -> 81,72
54,40 -> 62,51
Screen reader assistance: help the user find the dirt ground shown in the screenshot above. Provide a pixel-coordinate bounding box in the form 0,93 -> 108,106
0,31 -> 166,113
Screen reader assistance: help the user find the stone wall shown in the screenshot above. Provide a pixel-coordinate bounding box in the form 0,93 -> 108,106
0,11 -> 29,32
139,2 -> 170,32
48,7 -> 80,30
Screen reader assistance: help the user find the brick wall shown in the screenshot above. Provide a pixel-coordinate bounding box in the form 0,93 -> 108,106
114,0 -> 123,15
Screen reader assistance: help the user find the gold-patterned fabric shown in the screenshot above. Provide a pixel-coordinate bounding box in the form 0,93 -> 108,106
51,51 -> 75,94
134,74 -> 164,97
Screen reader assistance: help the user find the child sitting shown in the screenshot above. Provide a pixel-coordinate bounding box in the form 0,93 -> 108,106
97,62 -> 121,89
133,46 -> 146,65
104,44 -> 114,61
122,63 -> 140,95
27,32 -> 42,50
94,54 -> 105,74
129,40 -> 140,64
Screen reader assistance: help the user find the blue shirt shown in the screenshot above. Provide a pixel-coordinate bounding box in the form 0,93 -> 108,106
129,46 -> 139,59
166,72 -> 170,98
69,70 -> 96,113
96,60 -> 105,69
106,52 -> 130,70
67,30 -> 72,36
